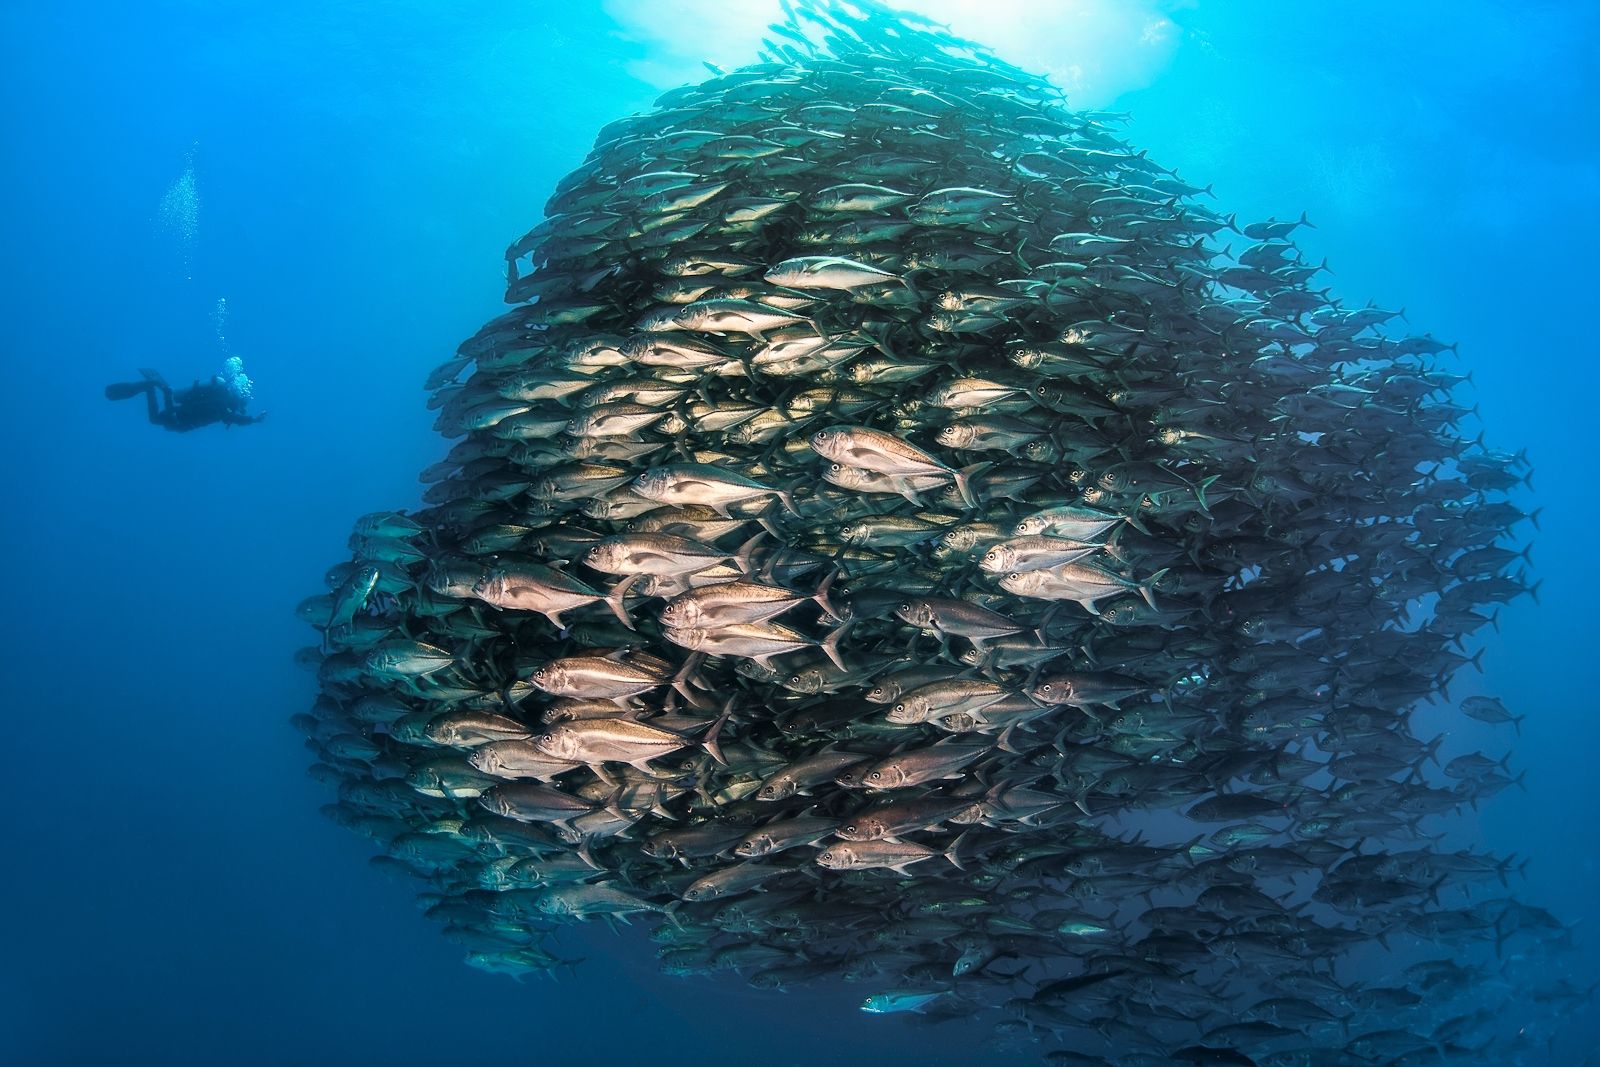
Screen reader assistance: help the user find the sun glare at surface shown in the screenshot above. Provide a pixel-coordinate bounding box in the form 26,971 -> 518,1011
603,0 -> 1184,107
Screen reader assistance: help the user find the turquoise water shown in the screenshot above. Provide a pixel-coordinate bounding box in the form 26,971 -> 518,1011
2,2 -> 1595,1063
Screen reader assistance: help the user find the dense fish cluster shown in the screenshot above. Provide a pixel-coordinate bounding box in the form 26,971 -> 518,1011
294,2 -> 1584,1063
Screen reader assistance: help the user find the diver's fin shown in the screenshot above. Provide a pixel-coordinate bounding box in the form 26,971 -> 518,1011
104,381 -> 153,401
137,368 -> 169,388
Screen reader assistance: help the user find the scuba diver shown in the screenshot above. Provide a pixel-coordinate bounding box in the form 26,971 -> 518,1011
105,357 -> 265,431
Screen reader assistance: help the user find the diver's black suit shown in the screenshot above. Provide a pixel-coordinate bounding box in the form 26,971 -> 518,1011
104,373 -> 264,431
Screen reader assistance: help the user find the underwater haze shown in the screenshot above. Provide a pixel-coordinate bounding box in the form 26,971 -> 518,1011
2,2 -> 1597,1064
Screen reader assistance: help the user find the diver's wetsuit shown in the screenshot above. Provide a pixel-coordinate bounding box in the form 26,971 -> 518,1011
105,374 -> 264,432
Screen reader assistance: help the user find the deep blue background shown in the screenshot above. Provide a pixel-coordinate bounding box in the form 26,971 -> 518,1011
2,3 -> 1595,1063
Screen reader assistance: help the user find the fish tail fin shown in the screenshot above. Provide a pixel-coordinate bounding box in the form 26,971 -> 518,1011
867,320 -> 899,362
670,652 -> 707,706
605,573 -> 638,630
757,511 -> 786,542
1180,833 -> 1205,866
701,697 -> 734,768
1138,568 -> 1169,611
812,566 -> 840,622
819,620 -> 851,671
952,464 -> 978,510
734,531 -> 766,576
672,428 -> 696,462
600,782 -> 630,825
1010,236 -> 1032,273
945,829 -> 972,871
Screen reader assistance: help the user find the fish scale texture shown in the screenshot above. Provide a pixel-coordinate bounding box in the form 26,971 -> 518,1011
294,1 -> 1552,1060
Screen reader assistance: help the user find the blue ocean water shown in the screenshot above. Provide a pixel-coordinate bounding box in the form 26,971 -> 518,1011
2,2 -> 1595,1064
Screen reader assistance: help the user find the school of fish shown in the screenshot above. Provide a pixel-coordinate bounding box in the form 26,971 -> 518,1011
291,2 -> 1589,1063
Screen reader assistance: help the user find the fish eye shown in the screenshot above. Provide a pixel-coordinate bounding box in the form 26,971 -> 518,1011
844,824 -> 857,834
867,771 -> 881,781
